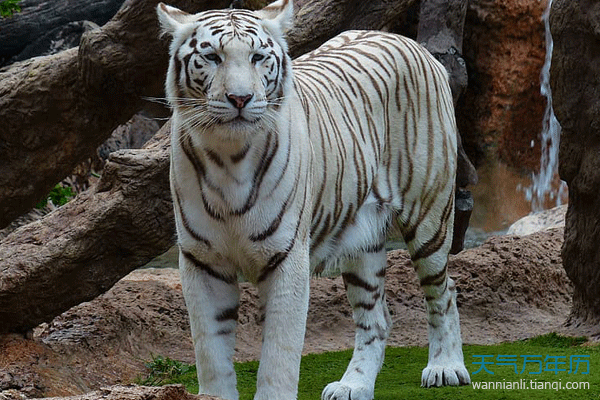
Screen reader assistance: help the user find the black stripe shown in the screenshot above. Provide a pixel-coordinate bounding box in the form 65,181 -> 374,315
364,335 -> 384,346
342,272 -> 378,292
181,135 -> 206,178
249,179 -> 297,242
257,251 -> 288,283
257,177 -> 308,283
356,322 -> 372,331
201,190 -> 225,221
230,143 -> 250,163
205,148 -> 225,168
354,301 -> 376,311
410,195 -> 453,262
182,250 -> 236,285
232,131 -> 278,215
419,264 -> 447,287
216,306 -> 239,322
173,186 -> 212,249
182,53 -> 194,90
363,241 -> 386,254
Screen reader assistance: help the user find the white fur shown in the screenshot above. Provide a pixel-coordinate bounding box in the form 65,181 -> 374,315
160,1 -> 470,399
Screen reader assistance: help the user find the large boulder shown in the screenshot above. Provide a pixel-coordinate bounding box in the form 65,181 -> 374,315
550,0 -> 600,325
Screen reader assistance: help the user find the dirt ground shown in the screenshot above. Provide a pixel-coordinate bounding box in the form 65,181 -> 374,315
1,228 -> 598,398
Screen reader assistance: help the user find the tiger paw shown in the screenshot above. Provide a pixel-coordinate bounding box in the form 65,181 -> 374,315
321,381 -> 374,400
421,364 -> 471,387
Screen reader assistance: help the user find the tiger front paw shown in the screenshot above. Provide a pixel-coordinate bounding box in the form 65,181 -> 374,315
321,381 -> 374,400
421,364 -> 471,387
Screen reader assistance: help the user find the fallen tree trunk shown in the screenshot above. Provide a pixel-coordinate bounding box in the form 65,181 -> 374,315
0,0 -> 231,230
287,0 -> 416,58
0,128 -> 174,334
0,0 -> 125,63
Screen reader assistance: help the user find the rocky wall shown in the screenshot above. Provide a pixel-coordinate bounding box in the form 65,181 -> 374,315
457,0 -> 548,170
550,0 -> 600,324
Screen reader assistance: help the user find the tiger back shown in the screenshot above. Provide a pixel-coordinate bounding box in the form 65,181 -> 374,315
158,1 -> 470,400
293,30 -> 458,275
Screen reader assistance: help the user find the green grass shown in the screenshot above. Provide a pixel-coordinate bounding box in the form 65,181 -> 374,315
35,183 -> 75,209
138,333 -> 599,399
0,0 -> 21,18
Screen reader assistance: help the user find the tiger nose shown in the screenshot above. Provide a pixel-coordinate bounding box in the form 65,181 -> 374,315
226,93 -> 253,109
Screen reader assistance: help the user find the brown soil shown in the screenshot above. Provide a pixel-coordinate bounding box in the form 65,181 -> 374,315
1,229 -> 598,398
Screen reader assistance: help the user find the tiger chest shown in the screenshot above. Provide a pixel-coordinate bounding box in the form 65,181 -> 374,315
174,161 -> 307,283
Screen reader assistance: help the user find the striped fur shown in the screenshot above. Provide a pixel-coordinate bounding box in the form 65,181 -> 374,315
158,1 -> 470,399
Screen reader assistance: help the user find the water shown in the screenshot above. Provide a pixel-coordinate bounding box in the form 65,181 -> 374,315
523,0 -> 568,212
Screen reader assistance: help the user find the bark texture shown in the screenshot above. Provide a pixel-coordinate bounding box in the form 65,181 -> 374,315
0,0 -> 231,230
0,0 -> 124,63
416,0 -> 474,186
0,130 -> 174,334
287,0 -> 416,58
550,0 -> 600,324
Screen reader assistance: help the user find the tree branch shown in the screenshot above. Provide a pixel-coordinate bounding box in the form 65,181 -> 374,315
0,0 -> 231,229
0,127 -> 174,334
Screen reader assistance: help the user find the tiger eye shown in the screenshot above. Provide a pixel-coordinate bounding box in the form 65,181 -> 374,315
204,53 -> 222,64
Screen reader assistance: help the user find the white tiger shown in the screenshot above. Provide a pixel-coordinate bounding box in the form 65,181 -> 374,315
157,1 -> 471,399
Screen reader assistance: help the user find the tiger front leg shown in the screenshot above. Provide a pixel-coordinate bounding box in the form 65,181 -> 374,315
322,250 -> 390,400
416,256 -> 471,387
179,250 -> 241,400
254,245 -> 311,400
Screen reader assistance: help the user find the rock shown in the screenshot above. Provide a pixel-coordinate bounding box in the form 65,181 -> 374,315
457,0 -> 548,169
506,204 -> 566,236
550,0 -> 600,324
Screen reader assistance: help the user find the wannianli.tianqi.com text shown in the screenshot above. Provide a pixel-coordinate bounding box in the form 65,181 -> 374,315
472,380 -> 590,390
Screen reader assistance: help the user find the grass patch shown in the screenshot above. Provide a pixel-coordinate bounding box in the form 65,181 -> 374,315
138,333 -> 599,399
136,355 -> 195,386
35,183 -> 74,209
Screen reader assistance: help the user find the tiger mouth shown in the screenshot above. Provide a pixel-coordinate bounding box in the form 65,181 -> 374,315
220,115 -> 261,126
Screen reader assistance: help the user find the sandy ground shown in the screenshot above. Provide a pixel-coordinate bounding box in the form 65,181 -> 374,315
1,228 -> 598,398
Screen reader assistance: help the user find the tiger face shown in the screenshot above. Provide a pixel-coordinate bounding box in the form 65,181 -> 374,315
158,3 -> 293,137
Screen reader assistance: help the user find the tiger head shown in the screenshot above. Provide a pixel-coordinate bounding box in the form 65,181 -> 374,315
157,0 -> 294,138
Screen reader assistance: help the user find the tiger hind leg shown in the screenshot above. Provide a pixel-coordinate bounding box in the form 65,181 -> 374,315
322,249 -> 391,400
403,200 -> 471,387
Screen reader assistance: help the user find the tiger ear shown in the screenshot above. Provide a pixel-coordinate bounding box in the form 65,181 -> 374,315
157,3 -> 191,37
255,0 -> 294,34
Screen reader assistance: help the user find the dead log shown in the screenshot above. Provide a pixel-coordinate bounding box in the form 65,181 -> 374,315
0,0 -> 125,64
287,0 -> 417,58
0,0 -> 231,230
0,127 -> 173,334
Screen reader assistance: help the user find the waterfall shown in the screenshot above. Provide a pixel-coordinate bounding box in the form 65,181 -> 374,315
524,0 -> 568,212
